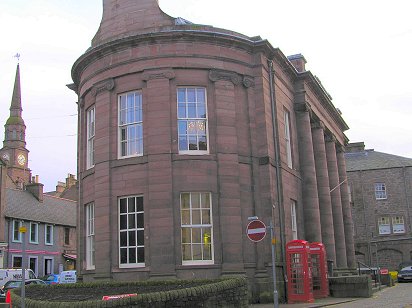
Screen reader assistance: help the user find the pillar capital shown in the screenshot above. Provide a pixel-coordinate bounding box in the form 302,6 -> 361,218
311,121 -> 325,130
209,69 -> 241,85
294,102 -> 311,113
325,134 -> 337,143
90,78 -> 115,97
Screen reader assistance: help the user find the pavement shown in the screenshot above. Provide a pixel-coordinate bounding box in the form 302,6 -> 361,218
250,296 -> 359,308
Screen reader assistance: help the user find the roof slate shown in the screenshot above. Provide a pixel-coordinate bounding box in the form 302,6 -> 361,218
5,188 -> 76,226
345,150 -> 412,171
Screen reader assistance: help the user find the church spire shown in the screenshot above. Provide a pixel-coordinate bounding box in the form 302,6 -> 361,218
9,64 -> 24,121
1,63 -> 30,186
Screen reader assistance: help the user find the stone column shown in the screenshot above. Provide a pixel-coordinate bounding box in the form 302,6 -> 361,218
311,122 -> 336,264
143,69 -> 176,278
294,102 -> 322,243
337,146 -> 356,268
325,135 -> 347,268
91,78 -> 115,279
209,69 -> 245,275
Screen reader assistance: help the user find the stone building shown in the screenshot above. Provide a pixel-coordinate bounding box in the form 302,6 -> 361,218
70,0 -> 355,300
0,65 -> 77,276
345,142 -> 412,270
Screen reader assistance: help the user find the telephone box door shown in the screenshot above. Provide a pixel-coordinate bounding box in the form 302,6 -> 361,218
310,242 -> 329,298
286,240 -> 314,304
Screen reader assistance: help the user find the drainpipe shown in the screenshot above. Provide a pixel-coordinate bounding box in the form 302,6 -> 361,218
268,59 -> 286,296
402,167 -> 412,232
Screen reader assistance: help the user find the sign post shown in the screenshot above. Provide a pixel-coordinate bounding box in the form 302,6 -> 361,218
246,218 -> 278,308
19,224 -> 27,308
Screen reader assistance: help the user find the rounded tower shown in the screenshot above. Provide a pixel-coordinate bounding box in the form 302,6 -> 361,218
71,0 -> 284,300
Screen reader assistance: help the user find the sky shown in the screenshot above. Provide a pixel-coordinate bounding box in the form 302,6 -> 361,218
1,0 -> 411,192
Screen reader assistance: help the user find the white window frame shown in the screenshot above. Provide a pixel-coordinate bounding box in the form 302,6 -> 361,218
43,257 -> 54,276
378,217 -> 391,235
45,224 -> 53,245
85,203 -> 95,270
118,196 -> 144,268
375,183 -> 387,200
180,192 -> 214,265
177,87 -> 209,154
118,91 -> 143,158
284,110 -> 293,168
12,255 -> 22,268
12,220 -> 22,243
29,256 -> 38,277
29,222 -> 39,244
291,200 -> 298,240
86,106 -> 95,169
392,216 -> 406,234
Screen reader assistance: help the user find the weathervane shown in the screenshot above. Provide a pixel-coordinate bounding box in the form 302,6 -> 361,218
13,53 -> 21,63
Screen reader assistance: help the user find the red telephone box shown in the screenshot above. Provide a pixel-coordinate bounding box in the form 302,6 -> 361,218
286,240 -> 314,304
309,242 -> 329,298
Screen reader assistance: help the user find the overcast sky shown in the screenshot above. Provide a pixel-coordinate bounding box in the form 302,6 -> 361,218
1,0 -> 411,191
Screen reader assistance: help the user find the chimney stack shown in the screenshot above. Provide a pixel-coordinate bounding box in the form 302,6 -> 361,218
26,180 -> 44,202
287,53 -> 307,73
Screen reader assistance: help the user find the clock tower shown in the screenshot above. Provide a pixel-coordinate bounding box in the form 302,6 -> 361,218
1,64 -> 31,186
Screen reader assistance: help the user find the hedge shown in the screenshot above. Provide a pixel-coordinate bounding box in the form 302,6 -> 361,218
9,276 -> 248,307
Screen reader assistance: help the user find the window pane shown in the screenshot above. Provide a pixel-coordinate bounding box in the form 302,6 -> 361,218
137,248 -> 144,263
129,231 -> 136,246
128,214 -> 136,229
198,136 -> 207,151
202,210 -> 210,224
178,121 -> 187,135
188,136 -> 198,150
191,193 -> 200,208
177,88 -> 186,103
179,136 -> 188,151
192,228 -> 201,243
120,231 -> 127,246
128,197 -> 136,212
181,210 -> 190,225
196,88 -> 205,103
128,248 -> 136,263
137,213 -> 144,228
192,210 -> 201,225
181,228 -> 191,244
201,193 -> 210,208
188,103 -> 196,118
120,198 -> 127,213
137,230 -> 144,245
178,103 -> 186,118
193,244 -> 202,260
136,197 -> 143,212
120,215 -> 127,230
181,194 -> 190,208
182,244 -> 192,261
187,88 -> 196,102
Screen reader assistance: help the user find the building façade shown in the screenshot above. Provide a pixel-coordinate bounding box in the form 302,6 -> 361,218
346,142 -> 412,270
70,0 -> 355,300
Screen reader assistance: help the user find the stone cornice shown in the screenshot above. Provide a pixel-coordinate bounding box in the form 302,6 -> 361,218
297,71 -> 349,132
71,30 -> 297,90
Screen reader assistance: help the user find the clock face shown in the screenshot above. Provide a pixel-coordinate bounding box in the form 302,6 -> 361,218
17,153 -> 26,166
2,152 -> 10,161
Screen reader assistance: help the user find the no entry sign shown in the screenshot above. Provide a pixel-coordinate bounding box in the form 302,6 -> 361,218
246,220 -> 267,242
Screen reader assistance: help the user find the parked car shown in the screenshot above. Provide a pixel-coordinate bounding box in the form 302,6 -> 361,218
0,279 -> 46,302
397,266 -> 412,282
0,269 -> 36,287
42,274 -> 60,285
